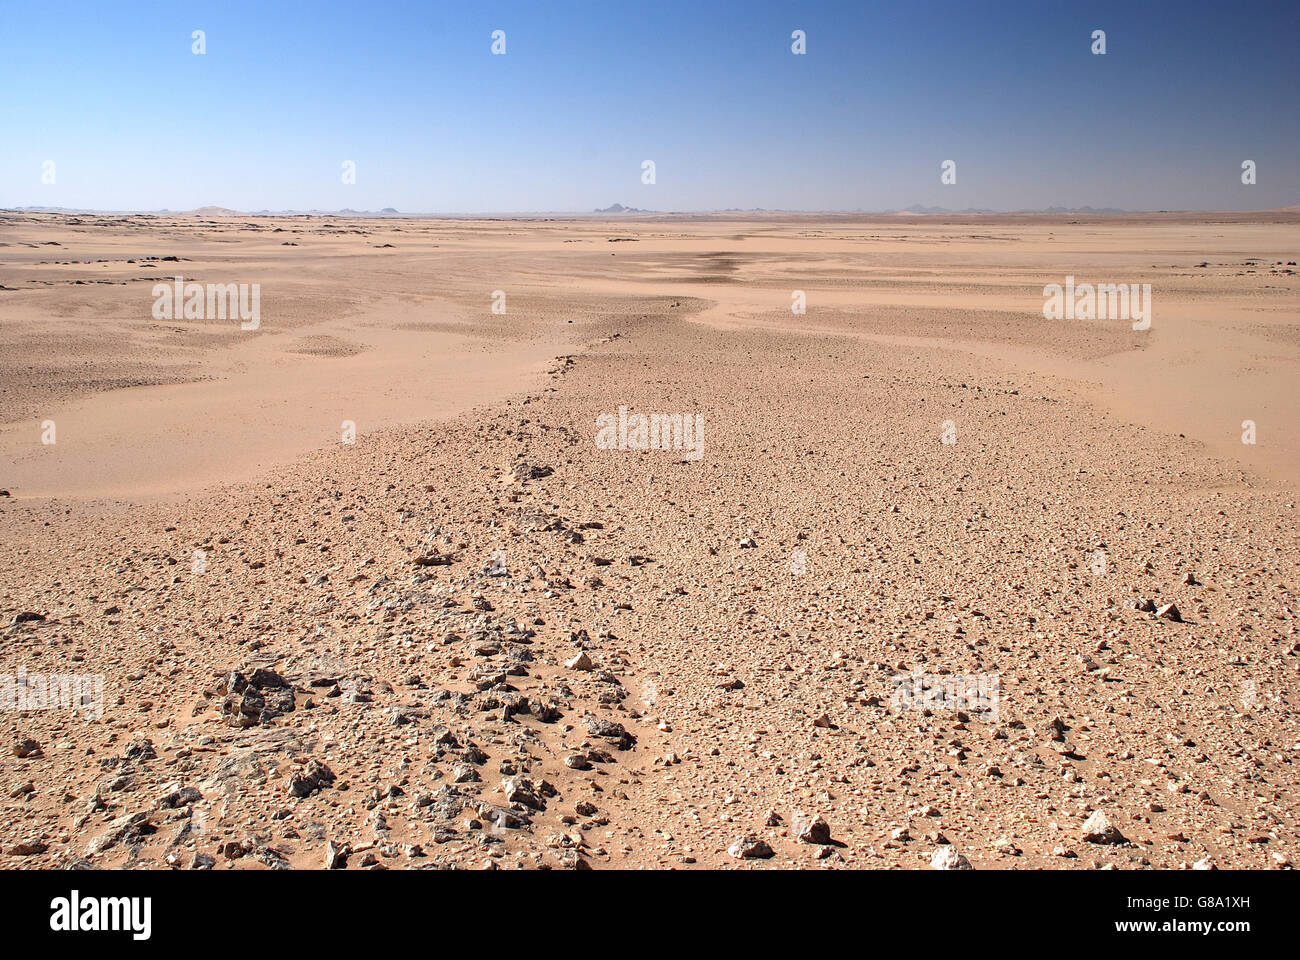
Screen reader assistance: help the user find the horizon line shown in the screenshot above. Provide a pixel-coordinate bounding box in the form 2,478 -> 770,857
6,204 -> 1300,219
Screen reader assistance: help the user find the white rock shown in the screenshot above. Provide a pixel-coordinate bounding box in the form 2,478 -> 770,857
565,652 -> 595,671
930,845 -> 973,870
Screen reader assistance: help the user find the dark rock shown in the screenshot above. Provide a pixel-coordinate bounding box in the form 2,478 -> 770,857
87,812 -> 153,856
510,462 -> 553,482
413,552 -> 454,567
158,786 -> 202,809
475,802 -> 530,829
582,714 -> 636,750
219,669 -> 295,726
7,838 -> 48,856
288,759 -> 336,798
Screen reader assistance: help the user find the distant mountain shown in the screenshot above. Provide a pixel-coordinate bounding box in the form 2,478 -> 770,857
594,203 -> 653,214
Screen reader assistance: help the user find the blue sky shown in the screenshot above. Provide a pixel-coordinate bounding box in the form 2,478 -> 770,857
2,0 -> 1297,212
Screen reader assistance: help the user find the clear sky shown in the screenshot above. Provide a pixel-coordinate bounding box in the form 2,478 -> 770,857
2,0 -> 1297,213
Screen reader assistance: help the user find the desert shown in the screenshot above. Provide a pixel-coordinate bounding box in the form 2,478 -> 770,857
1,208 -> 1296,870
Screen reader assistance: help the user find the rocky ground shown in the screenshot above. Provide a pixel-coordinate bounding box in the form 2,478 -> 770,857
2,298 -> 1297,870
2,212 -> 1298,870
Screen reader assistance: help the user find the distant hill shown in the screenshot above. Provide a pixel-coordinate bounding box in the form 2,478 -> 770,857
594,203 -> 653,214
190,205 -> 244,217
189,205 -> 405,217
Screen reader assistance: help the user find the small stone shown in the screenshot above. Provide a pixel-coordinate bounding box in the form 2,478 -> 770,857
799,816 -> 833,845
1081,810 -> 1126,844
87,811 -> 151,856
476,803 -> 529,829
510,462 -> 552,482
992,836 -> 1021,855
325,841 -> 348,869
12,738 -> 41,759
287,759 -> 336,798
558,850 -> 591,870
7,838 -> 48,856
1156,602 -> 1183,622
413,552 -> 453,567
565,652 -> 595,671
728,835 -> 775,859
582,714 -> 636,750
930,845 -> 973,870
158,786 -> 202,809
502,776 -> 542,809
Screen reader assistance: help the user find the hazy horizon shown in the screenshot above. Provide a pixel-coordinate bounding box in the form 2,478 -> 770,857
8,202 -> 1300,217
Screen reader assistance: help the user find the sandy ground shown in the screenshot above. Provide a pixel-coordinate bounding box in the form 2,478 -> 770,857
0,210 -> 1297,869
